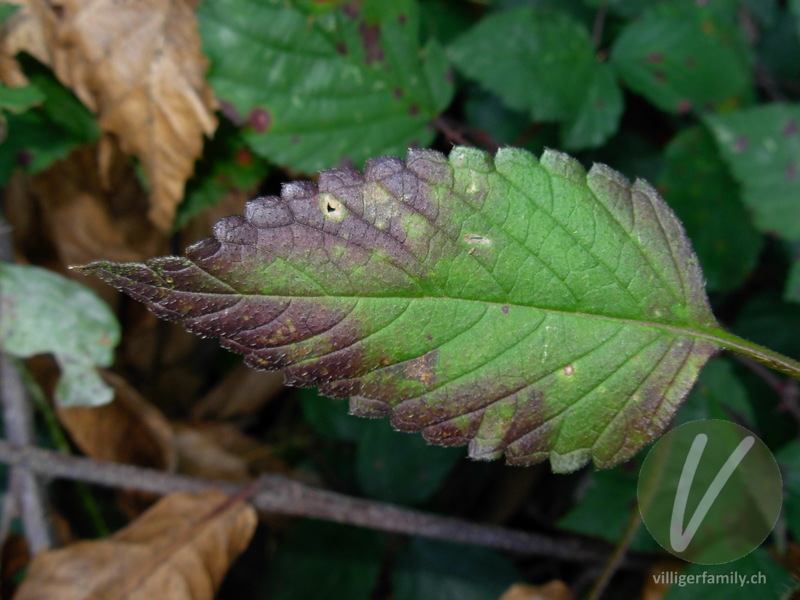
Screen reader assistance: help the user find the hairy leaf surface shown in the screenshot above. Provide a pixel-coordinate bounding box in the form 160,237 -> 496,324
80,146 -> 798,471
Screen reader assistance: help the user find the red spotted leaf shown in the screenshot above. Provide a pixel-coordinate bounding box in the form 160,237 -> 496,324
77,146 -> 800,472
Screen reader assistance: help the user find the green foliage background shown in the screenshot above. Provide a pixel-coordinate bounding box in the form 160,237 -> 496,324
3,0 -> 800,598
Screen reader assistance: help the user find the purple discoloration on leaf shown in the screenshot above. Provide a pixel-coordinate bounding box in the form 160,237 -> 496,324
784,120 -> 798,137
79,146 -> 727,472
677,99 -> 692,114
787,162 -> 798,181
220,100 -> 246,126
647,52 -> 664,64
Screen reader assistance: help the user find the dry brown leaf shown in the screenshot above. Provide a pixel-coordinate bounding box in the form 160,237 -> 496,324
57,371 -> 177,474
1,0 -> 218,230
190,364 -> 284,420
499,581 -> 572,600
14,489 -> 257,600
173,421 -> 285,482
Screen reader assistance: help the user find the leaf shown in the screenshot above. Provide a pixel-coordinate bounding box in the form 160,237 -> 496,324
0,81 -> 43,113
658,125 -> 762,292
14,489 -> 257,600
355,417 -> 463,505
1,0 -> 218,230
77,146 -> 800,472
448,7 -> 622,150
705,104 -> 800,241
661,547 -> 794,600
611,0 -> 752,114
776,439 -> 800,540
197,0 -> 452,173
786,257 -> 800,304
0,264 -> 119,406
260,521 -> 384,600
392,538 -> 519,600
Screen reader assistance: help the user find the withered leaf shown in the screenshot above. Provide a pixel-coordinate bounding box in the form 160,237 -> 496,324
1,0 -> 217,229
14,490 -> 256,600
78,146 -> 800,472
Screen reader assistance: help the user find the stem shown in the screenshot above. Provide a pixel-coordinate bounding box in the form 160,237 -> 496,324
0,440 -> 635,564
707,329 -> 800,382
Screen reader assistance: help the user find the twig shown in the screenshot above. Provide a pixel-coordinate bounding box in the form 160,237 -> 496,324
585,508 -> 642,600
732,354 -> 800,425
0,440 -> 627,563
1,215 -> 56,552
591,5 -> 608,49
434,116 -> 501,153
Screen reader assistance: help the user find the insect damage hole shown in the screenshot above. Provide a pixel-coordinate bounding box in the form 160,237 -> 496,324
318,193 -> 347,222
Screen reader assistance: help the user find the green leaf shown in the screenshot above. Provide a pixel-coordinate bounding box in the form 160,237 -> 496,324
300,389 -> 369,443
78,146 -> 800,472
558,461 -> 658,552
612,0 -> 752,114
356,418 -> 463,505
260,521 -> 384,600
175,126 -> 269,230
786,257 -> 800,304
705,104 -> 800,241
776,439 -> 800,540
448,7 -> 622,150
661,547 -> 795,599
0,2 -> 18,25
197,0 -> 452,173
792,0 -> 800,38
672,358 -> 756,426
659,126 -> 762,292
0,83 -> 45,114
392,538 -> 519,600
0,264 -> 120,406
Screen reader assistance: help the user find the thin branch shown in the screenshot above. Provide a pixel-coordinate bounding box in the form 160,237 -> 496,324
1,215 -> 56,552
732,354 -> 800,425
591,5 -> 608,49
585,507 -> 642,600
0,440 -> 631,564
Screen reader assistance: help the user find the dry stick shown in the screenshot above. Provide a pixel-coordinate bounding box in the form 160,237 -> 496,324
0,216 -> 56,552
0,440 -> 623,563
732,354 -> 800,425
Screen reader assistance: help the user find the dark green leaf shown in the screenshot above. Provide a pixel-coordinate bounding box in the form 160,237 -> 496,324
300,389 -> 369,443
0,264 -> 119,406
356,418 -> 463,505
705,104 -> 800,241
260,521 -> 383,600
448,7 -> 622,150
392,538 -> 519,600
78,146 -> 800,472
776,439 -> 800,540
197,0 -> 452,173
659,126 -> 762,292
558,462 -> 658,552
175,127 -> 269,230
0,2 -> 18,24
612,0 -> 752,114
672,358 -> 755,426
662,547 -> 794,599
786,257 -> 800,304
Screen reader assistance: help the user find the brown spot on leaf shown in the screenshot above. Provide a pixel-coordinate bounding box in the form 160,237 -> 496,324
393,87 -> 402,99
502,305 -> 509,314
336,41 -> 347,56
647,52 -> 664,64
402,349 -> 439,387
248,108 -> 271,133
676,99 -> 692,114
398,14 -> 407,26
409,103 -> 419,117
359,23 -> 384,64
563,364 -> 575,377
654,71 -> 665,83
783,120 -> 798,137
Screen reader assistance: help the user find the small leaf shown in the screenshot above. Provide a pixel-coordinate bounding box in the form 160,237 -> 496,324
198,0 -> 452,172
260,521 -> 384,600
0,82 -> 45,114
705,104 -> 800,241
449,7 -> 622,150
659,125 -> 762,292
786,257 -> 800,304
393,538 -> 519,600
14,490 -> 257,600
78,146 -> 800,471
612,1 -> 752,114
0,264 -> 120,406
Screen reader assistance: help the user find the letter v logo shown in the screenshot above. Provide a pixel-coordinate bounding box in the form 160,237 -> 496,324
669,433 -> 755,552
